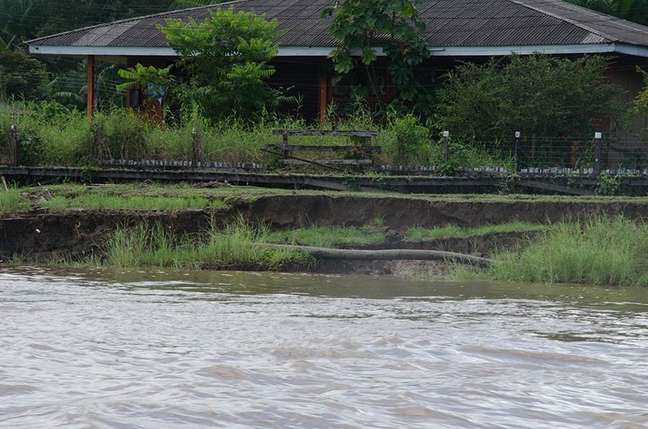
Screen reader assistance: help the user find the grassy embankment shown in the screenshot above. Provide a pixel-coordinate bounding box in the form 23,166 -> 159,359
4,184 -> 648,284
452,216 -> 648,287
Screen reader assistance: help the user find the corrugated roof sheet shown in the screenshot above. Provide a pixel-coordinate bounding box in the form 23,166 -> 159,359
28,0 -> 648,49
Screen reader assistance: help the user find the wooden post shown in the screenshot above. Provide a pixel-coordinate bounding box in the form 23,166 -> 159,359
8,122 -> 18,165
593,132 -> 603,177
318,65 -> 329,125
281,130 -> 289,160
191,127 -> 205,168
86,55 -> 96,120
442,131 -> 450,163
514,131 -> 521,173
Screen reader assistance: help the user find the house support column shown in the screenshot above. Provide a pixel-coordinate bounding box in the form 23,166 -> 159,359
318,64 -> 329,124
86,55 -> 96,120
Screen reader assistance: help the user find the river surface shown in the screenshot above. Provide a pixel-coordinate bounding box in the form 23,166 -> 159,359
1,268 -> 648,428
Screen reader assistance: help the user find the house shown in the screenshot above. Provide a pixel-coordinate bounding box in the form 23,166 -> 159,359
27,0 -> 648,122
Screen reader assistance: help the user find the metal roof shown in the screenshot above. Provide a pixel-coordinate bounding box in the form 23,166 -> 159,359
27,0 -> 648,52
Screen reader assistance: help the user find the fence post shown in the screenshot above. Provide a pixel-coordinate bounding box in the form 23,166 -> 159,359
8,120 -> 19,166
514,131 -> 521,173
442,130 -> 450,163
593,132 -> 603,177
192,127 -> 205,168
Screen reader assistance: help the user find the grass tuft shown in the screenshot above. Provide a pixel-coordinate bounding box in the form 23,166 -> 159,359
405,222 -> 546,241
0,189 -> 30,214
42,194 -> 226,211
264,225 -> 385,247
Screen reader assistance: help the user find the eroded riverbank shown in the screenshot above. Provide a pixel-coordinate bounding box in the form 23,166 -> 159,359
2,184 -> 648,283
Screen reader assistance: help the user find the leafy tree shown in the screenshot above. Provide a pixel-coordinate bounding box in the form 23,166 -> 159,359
632,68 -> 648,115
323,0 -> 431,115
0,49 -> 48,100
161,9 -> 279,120
0,0 -> 205,47
438,55 -> 620,146
567,0 -> 648,25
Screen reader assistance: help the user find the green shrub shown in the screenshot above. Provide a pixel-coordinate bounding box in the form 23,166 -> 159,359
0,188 -> 30,214
94,109 -> 149,160
383,114 -> 431,165
438,55 -> 621,149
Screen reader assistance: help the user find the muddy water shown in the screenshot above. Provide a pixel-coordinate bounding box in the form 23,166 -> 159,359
1,269 -> 648,429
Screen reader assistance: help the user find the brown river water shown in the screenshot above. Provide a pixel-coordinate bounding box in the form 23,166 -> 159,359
1,268 -> 648,428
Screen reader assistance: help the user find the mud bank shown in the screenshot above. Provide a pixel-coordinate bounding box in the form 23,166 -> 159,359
240,195 -> 648,229
2,193 -> 648,271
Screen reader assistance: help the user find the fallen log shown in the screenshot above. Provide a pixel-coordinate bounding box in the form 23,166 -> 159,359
259,244 -> 492,267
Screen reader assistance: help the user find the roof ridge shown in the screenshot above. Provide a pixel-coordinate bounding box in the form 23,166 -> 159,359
25,0 -> 250,45
509,0 -> 648,43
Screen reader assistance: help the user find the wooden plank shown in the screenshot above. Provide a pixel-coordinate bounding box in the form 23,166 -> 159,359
281,159 -> 373,166
521,180 -> 594,196
266,144 -> 382,153
272,129 -> 378,138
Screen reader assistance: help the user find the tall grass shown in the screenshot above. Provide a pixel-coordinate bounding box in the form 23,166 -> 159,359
104,219 -> 310,270
265,225 -> 386,247
405,222 -> 546,241
42,194 -> 225,211
0,189 -> 30,214
3,101 -> 513,168
489,217 -> 648,286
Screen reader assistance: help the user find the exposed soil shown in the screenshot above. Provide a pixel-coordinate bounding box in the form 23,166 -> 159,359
3,194 -> 648,271
240,195 -> 648,229
0,209 -> 218,259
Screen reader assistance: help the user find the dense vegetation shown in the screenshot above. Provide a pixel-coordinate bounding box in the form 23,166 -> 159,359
0,4 -> 646,171
567,0 -> 648,25
488,217 -> 648,287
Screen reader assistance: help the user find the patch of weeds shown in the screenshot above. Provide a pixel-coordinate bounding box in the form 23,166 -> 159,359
264,225 -> 386,247
405,222 -> 546,241
489,216 -> 648,286
41,194 -> 222,211
102,219 -> 310,270
0,189 -> 30,214
596,173 -> 623,196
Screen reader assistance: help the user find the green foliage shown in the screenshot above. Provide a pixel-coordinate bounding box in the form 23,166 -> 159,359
104,219 -> 309,270
11,101 -> 91,165
93,109 -> 149,160
265,225 -> 386,248
161,9 -> 279,120
596,173 -> 623,196
116,64 -> 173,96
438,55 -> 620,148
324,0 -> 431,114
42,194 -> 223,211
383,114 -> 431,165
0,0 -> 187,45
632,67 -> 648,117
489,216 -> 648,286
405,222 -> 546,241
0,188 -> 30,214
567,0 -> 648,25
0,50 -> 48,100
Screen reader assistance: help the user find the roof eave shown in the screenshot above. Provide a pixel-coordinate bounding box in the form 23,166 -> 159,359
28,43 -> 648,58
